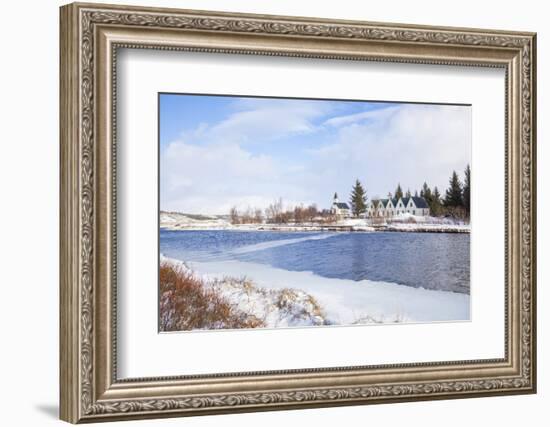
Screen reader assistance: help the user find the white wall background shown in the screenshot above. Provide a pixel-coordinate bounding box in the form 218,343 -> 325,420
0,0 -> 545,426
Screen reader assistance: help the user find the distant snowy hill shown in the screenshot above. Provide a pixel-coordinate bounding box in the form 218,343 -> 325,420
160,211 -> 231,230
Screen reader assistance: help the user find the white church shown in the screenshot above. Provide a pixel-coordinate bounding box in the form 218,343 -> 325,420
331,193 -> 430,218
330,193 -> 351,218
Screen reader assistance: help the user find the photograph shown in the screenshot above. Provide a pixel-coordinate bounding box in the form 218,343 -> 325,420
158,94 -> 472,332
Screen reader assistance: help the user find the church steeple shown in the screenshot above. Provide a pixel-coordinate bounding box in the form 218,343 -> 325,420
333,192 -> 339,203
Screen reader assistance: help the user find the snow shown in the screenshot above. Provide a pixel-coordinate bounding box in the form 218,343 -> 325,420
334,218 -> 375,231
385,223 -> 470,233
390,212 -> 448,223
385,214 -> 470,232
161,256 -> 327,328
160,211 -> 469,233
160,211 -> 229,230
190,259 -> 469,325
162,255 -> 470,328
381,213 -> 470,233
209,277 -> 327,328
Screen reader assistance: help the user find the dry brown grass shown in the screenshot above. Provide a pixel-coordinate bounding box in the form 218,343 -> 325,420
275,288 -> 325,320
159,262 -> 265,331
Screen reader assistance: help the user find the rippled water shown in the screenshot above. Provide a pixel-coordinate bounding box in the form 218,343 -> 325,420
160,229 -> 470,294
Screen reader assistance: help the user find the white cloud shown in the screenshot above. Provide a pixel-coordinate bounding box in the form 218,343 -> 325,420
309,104 -> 471,199
181,98 -> 332,147
161,101 -> 471,214
323,106 -> 398,127
161,141 -> 279,214
161,98 -> 336,214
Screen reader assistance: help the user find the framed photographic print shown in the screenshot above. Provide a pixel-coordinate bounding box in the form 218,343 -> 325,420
60,2 -> 537,423
158,94 -> 472,331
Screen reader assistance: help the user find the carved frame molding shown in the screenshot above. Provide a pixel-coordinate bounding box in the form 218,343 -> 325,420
60,2 -> 536,423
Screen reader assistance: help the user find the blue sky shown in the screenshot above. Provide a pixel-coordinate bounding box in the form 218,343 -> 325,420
160,93 -> 471,214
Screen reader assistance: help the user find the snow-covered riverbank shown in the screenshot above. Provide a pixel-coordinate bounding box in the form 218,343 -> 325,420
160,211 -> 470,233
385,223 -> 470,233
160,256 -> 328,329
161,255 -> 470,330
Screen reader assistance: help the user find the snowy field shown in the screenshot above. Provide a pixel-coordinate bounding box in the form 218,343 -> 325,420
162,255 -> 470,329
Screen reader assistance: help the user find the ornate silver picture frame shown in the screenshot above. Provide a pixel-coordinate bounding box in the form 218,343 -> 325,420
60,2 -> 536,423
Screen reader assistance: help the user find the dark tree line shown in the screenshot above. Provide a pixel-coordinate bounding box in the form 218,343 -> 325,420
382,164 -> 471,219
419,164 -> 470,219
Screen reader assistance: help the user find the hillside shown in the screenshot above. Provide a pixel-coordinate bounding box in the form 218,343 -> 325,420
160,211 -> 231,230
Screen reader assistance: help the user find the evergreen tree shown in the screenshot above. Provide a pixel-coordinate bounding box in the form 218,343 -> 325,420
421,182 -> 432,200
387,192 -> 393,199
394,183 -> 403,200
431,186 -> 442,216
419,182 -> 434,212
444,171 -> 463,207
433,187 -> 441,204
349,179 -> 367,217
463,164 -> 471,216
405,189 -> 412,198
414,190 -> 419,197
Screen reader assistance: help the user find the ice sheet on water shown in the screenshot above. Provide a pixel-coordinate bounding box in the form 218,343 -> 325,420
229,233 -> 340,255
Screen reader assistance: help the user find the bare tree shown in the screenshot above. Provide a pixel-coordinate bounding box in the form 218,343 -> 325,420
294,205 -> 305,223
254,208 -> 263,223
265,198 -> 284,223
242,207 -> 254,224
305,204 -> 318,222
229,206 -> 240,224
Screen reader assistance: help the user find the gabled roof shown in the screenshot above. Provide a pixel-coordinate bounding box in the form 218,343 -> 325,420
411,196 -> 429,208
334,202 -> 350,209
377,199 -> 389,208
374,196 -> 429,210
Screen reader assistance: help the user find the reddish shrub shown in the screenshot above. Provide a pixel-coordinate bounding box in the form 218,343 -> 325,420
159,262 -> 264,331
